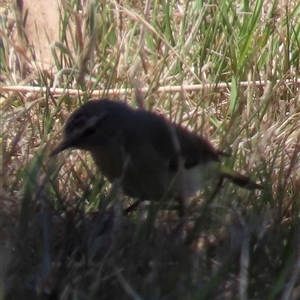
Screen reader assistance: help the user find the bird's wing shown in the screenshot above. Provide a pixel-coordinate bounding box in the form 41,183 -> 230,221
173,124 -> 220,167
121,139 -> 176,200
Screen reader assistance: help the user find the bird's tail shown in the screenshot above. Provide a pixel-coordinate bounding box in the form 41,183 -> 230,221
220,165 -> 262,189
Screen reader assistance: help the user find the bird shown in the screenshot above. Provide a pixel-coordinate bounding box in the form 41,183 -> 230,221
51,98 -> 262,216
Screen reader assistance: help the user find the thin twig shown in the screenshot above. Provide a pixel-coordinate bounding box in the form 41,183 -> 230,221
1,79 -> 299,97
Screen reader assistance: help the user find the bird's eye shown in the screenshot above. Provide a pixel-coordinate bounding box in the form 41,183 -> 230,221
84,125 -> 97,136
73,115 -> 87,127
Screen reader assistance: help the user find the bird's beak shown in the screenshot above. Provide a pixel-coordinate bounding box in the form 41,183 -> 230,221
50,139 -> 72,156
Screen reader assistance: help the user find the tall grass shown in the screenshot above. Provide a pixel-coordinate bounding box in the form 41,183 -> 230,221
1,0 -> 300,299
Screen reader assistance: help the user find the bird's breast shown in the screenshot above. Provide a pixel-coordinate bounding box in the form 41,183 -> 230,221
90,145 -> 124,182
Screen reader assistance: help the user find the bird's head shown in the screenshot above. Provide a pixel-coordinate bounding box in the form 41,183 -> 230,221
51,99 -> 126,156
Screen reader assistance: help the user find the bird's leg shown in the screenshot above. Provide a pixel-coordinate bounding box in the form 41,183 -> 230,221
176,195 -> 186,218
184,177 -> 225,246
208,176 -> 224,202
123,199 -> 143,215
168,195 -> 188,241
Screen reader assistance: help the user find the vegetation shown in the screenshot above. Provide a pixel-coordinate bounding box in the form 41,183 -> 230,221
1,0 -> 300,299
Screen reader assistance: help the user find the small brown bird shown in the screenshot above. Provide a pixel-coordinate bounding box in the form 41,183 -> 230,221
51,99 -> 262,216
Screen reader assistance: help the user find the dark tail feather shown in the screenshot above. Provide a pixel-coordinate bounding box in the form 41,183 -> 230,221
220,165 -> 262,190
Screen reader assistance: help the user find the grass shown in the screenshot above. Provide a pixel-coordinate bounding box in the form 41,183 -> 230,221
1,0 -> 300,299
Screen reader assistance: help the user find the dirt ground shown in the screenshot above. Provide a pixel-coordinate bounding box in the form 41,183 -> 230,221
23,0 -> 60,69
